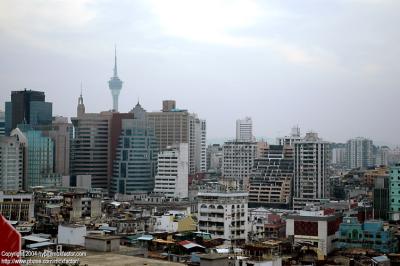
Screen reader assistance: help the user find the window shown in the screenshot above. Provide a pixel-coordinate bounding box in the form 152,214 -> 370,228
120,163 -> 126,177
124,138 -> 130,148
122,150 -> 128,161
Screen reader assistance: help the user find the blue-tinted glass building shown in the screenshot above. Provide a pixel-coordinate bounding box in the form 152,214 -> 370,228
112,108 -> 158,194
11,126 -> 56,189
5,102 -> 12,135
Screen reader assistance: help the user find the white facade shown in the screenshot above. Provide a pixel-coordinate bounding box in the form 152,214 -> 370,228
197,188 -> 248,245
62,175 -> 92,189
293,132 -> 330,210
154,143 -> 189,198
200,119 -> 207,172
0,110 -> 4,136
154,210 -> 190,233
0,136 -> 23,191
375,146 -> 389,166
331,147 -> 346,166
277,126 -> 302,146
192,116 -> 207,174
58,224 -> 87,246
222,141 -> 256,182
346,137 -> 374,169
236,117 -> 253,141
286,210 -> 339,256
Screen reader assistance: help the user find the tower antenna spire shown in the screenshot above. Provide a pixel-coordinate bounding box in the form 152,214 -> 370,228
109,44 -> 123,112
114,44 -> 118,77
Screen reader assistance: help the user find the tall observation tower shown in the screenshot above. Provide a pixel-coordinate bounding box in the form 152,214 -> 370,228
108,46 -> 123,112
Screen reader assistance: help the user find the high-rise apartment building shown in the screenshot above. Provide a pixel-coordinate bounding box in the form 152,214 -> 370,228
206,144 -> 223,174
112,111 -> 158,194
0,135 -> 23,191
193,118 -> 207,173
277,126 -> 302,146
376,146 -> 390,166
389,164 -> 400,221
154,143 -> 189,198
249,144 -> 293,209
222,140 -> 257,184
71,94 -> 133,191
32,117 -> 72,176
331,146 -> 347,166
5,89 -> 52,135
346,137 -> 374,169
145,100 -> 206,175
293,132 -> 330,209
236,117 -> 253,141
0,110 -> 5,136
108,47 -> 123,112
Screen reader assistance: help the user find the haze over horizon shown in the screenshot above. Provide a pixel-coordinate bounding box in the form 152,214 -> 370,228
0,0 -> 399,145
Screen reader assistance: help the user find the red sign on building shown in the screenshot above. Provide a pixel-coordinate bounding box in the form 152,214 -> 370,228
0,214 -> 21,266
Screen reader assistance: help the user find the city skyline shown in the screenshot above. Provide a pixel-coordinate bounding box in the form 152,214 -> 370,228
1,1 -> 399,145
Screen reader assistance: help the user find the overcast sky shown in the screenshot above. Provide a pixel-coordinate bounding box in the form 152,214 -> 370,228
0,0 -> 399,145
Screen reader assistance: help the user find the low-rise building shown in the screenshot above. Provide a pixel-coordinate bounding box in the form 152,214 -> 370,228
85,235 -> 120,252
336,217 -> 398,253
197,185 -> 248,245
58,224 -> 87,246
0,192 -> 34,222
286,208 -> 342,257
248,208 -> 286,241
154,210 -> 196,233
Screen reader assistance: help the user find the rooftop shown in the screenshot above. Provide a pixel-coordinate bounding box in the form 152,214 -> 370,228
198,253 -> 229,260
35,252 -> 185,266
85,235 -> 121,241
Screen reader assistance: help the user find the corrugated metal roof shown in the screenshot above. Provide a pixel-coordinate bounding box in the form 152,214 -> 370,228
27,241 -> 55,249
137,235 -> 153,241
22,235 -> 49,243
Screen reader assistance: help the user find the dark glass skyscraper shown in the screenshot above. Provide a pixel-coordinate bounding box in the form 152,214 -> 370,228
5,89 -> 52,135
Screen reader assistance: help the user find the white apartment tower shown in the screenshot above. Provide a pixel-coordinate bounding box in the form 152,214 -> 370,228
197,185 -> 248,245
200,119 -> 207,172
222,140 -> 257,184
0,110 -> 5,136
277,126 -> 302,146
293,132 -> 330,209
0,136 -> 23,191
346,137 -> 374,169
154,143 -> 189,199
192,117 -> 207,173
236,117 -> 253,141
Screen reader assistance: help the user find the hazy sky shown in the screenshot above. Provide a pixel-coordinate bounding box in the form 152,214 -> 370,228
0,0 -> 399,145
